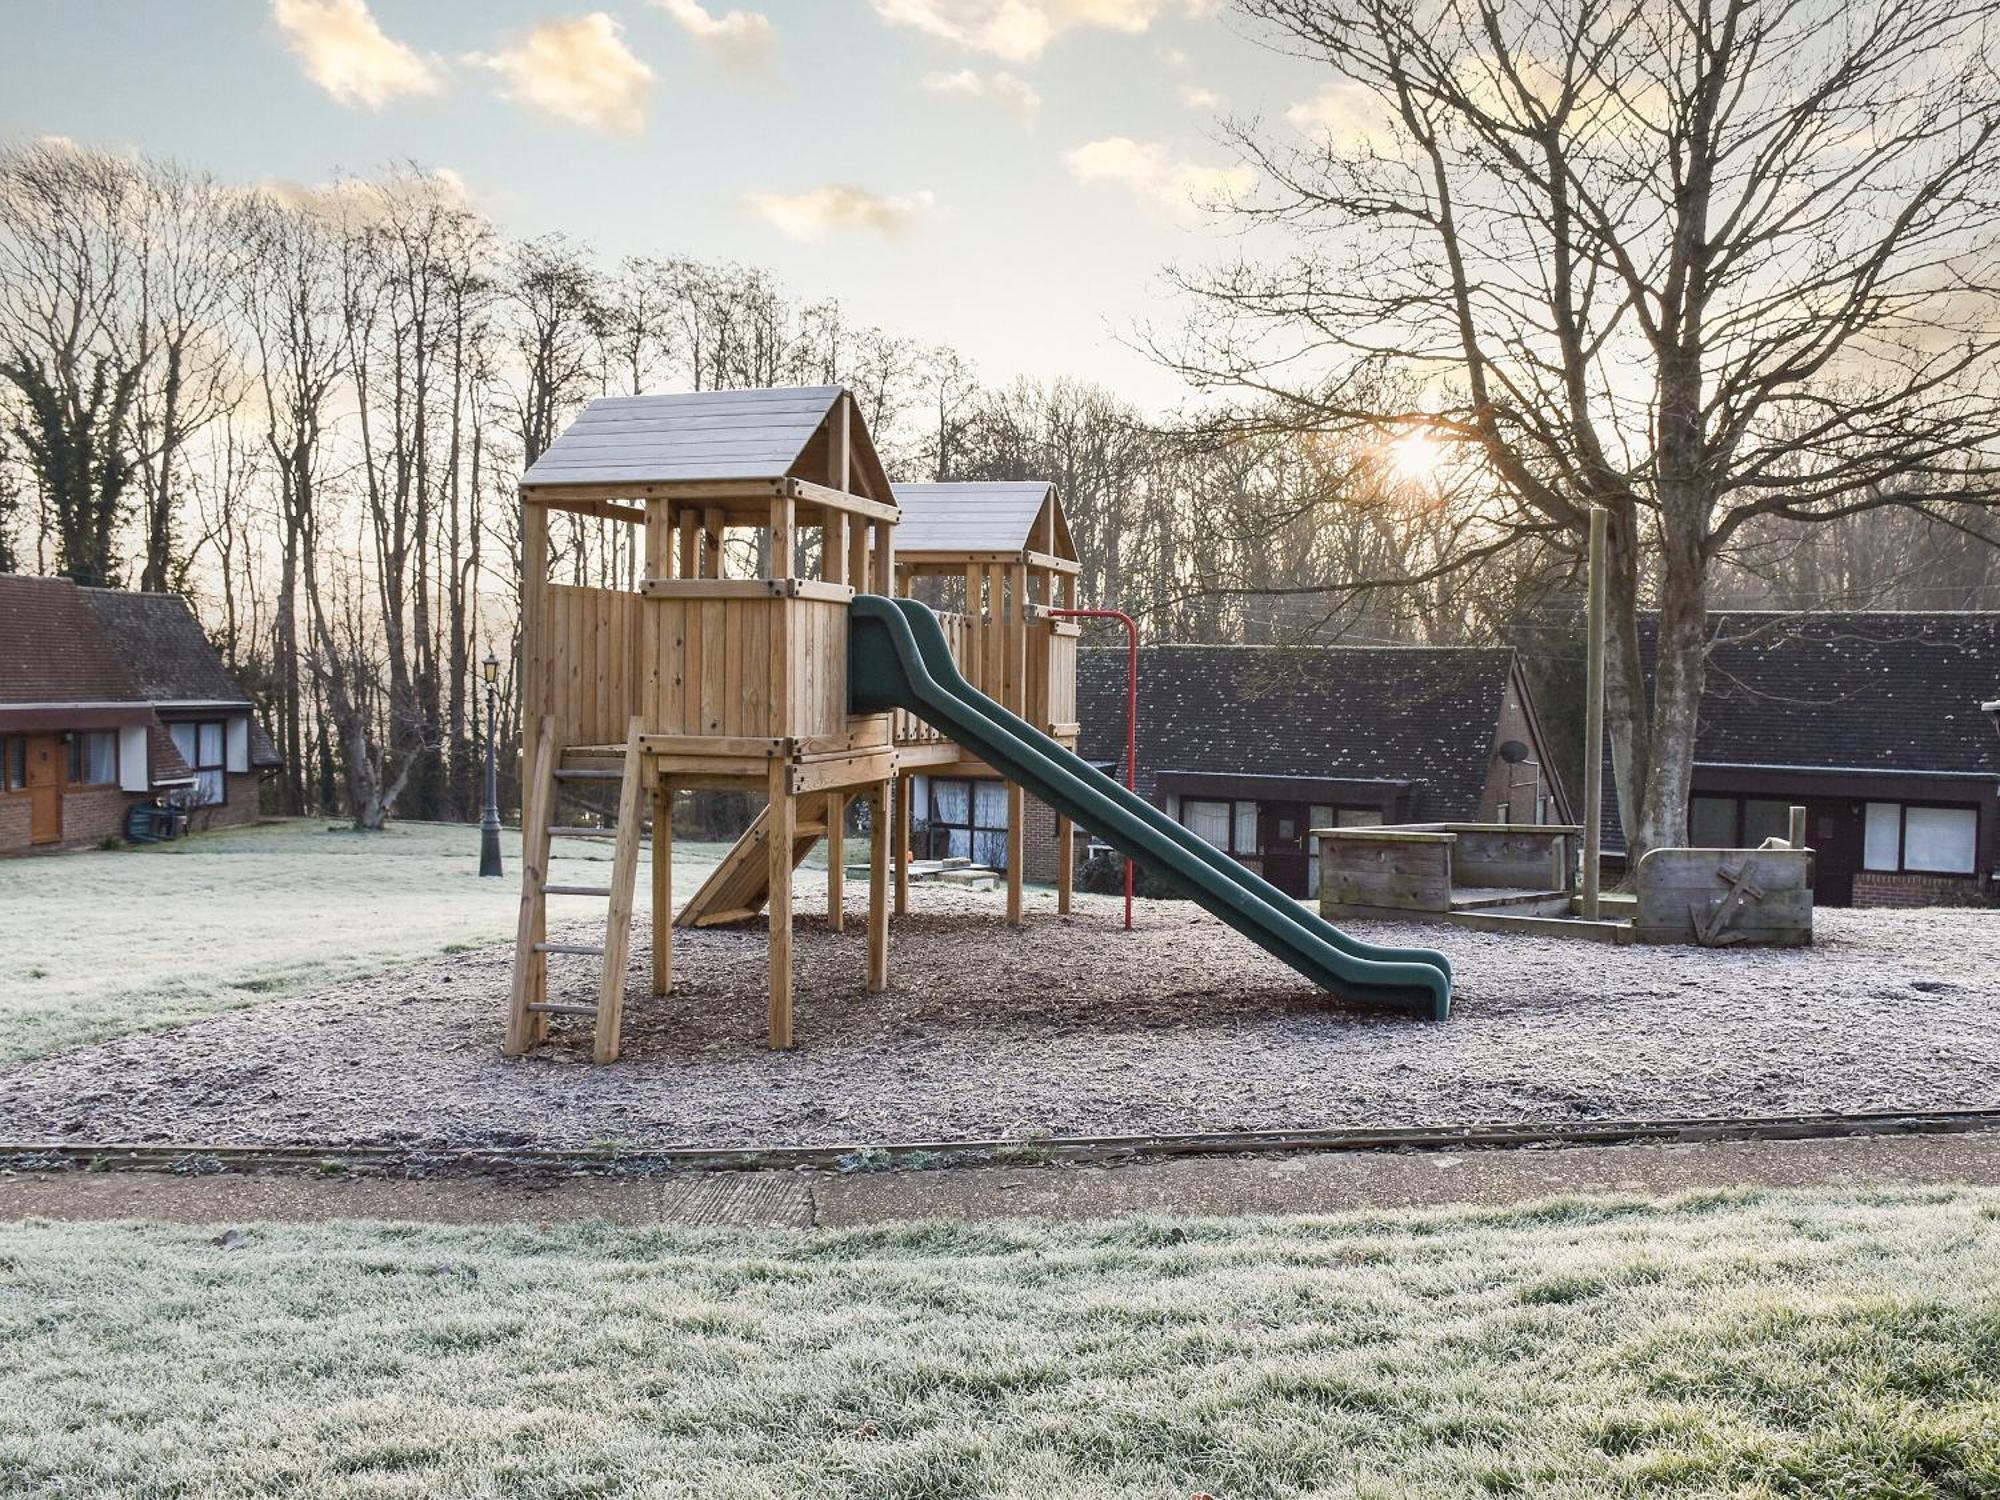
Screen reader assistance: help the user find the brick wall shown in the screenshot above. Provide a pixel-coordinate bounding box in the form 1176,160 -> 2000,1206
1019,792 -> 1081,883
183,773 -> 263,835
1,774 -> 265,856
1851,870 -> 1992,908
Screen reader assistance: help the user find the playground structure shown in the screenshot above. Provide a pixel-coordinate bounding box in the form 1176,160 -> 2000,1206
505,385 -> 1453,1065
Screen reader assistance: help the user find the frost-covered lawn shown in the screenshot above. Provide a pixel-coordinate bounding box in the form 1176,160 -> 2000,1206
2,1188 -> 1997,1497
0,818 -> 734,1065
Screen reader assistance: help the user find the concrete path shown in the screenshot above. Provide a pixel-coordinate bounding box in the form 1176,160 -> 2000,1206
4,1131 -> 1998,1229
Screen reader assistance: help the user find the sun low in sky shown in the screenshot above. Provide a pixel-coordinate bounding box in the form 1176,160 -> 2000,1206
0,1 -> 1349,406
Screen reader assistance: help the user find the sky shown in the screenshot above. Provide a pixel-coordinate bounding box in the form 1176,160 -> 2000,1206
0,0 -> 1340,409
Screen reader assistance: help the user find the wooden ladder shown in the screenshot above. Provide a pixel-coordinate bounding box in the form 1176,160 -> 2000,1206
505,715 -> 650,1064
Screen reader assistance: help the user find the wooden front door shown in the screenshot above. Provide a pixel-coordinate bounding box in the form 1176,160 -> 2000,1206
1258,800 -> 1311,897
25,734 -> 62,845
1805,798 -> 1863,907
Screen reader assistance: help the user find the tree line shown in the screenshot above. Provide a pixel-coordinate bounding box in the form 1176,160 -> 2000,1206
7,9 -> 2000,856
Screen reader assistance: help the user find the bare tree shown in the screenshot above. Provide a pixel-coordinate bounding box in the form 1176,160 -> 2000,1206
0,140 -> 148,586
1169,0 -> 2000,862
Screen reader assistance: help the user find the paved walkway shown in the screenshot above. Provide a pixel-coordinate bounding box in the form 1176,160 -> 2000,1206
4,1131 -> 1998,1229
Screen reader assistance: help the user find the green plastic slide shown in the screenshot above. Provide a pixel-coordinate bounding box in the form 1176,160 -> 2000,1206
849,595 -> 1453,1020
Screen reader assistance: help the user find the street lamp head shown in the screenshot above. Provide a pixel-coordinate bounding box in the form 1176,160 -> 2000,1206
482,651 -> 499,685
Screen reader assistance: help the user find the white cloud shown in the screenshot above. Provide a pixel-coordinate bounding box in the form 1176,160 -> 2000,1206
921,68 -> 1042,124
470,13 -> 654,135
271,0 -> 443,110
1063,135 -> 1251,217
1285,80 -> 1395,150
743,184 -> 936,241
1178,82 -> 1221,110
652,0 -> 774,69
872,0 -> 1197,62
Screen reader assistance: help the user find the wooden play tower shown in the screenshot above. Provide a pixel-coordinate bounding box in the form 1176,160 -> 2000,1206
504,386 -> 1081,1063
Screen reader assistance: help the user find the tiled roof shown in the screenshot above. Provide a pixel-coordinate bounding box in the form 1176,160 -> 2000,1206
891,482 -> 1050,553
0,574 -> 146,705
1600,612 -> 2000,850
1078,643 -> 1520,821
80,588 -> 251,705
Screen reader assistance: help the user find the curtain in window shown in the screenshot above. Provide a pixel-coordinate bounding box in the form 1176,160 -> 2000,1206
1182,800 -> 1230,846
1904,806 -> 1977,874
1233,802 -> 1258,853
931,780 -> 969,826
1863,803 -> 1902,871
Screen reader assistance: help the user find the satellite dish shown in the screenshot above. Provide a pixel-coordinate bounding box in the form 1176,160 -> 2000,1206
1497,739 -> 1532,764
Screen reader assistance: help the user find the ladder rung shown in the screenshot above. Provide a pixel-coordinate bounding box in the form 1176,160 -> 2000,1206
533,941 -> 606,956
528,1001 -> 601,1017
543,883 -> 613,897
554,768 -> 625,781
546,825 -> 649,838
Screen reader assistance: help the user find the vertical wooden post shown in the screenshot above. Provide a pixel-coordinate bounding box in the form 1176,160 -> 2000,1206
893,772 -> 911,916
594,722 -> 648,1065
652,775 -> 672,995
704,507 -> 725,577
826,790 -> 846,931
873,519 -> 895,595
867,778 -> 889,992
644,499 -> 668,581
1006,560 -> 1028,925
678,510 -> 698,578
520,495 -> 549,730
767,756 -> 795,1049
1056,813 -> 1074,915
824,513 -> 848,586
505,714 -> 556,1056
848,514 -> 870,590
1582,506 -> 1607,920
1789,804 -> 1808,850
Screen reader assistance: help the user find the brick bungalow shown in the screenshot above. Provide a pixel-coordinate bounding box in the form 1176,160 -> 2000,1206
1605,612 -> 2000,907
1063,643 -> 1574,898
0,575 -> 280,853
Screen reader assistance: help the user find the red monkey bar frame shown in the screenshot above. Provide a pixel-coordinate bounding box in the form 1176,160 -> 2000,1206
1046,607 -> 1138,931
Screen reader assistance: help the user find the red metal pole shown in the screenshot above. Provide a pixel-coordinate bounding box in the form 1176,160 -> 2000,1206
1047,607 -> 1138,930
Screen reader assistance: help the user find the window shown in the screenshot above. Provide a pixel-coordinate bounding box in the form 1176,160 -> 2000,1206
1182,798 -> 1258,857
1,737 -> 23,792
928,777 -> 1008,868
170,720 -> 227,807
1866,801 -> 1978,875
1691,794 -> 1738,848
67,730 -> 117,787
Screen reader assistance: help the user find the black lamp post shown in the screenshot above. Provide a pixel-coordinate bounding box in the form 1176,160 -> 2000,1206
479,651 -> 503,878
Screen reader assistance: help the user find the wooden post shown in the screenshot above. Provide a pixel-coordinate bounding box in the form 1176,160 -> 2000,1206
520,495 -> 549,730
652,776 -> 671,995
1789,804 -> 1808,850
594,722 -> 648,1065
704,507 -> 725,577
826,790 -> 846,931
824,513 -> 848,586
504,714 -> 556,1056
873,519 -> 895,595
867,778 -> 890,992
1056,813 -> 1074,914
644,498 -> 668,580
1582,506 -> 1607,920
767,756 -> 794,1049
893,772 -> 911,916
1007,782 -> 1025,926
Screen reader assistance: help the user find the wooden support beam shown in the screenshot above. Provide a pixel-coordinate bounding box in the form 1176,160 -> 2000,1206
505,715 -> 557,1057
788,476 -> 900,523
767,756 -> 795,1049
644,498 -> 669,579
826,790 -> 846,932
703,507 -> 725,577
824,512 -> 848,586
677,509 -> 698,578
873,518 -> 896,595
1007,781 -> 1025,927
652,775 -> 671,996
1056,813 -> 1074,915
594,721 -> 648,1065
868,778 -> 890,992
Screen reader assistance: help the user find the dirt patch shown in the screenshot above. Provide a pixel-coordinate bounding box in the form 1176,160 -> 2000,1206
2,882 -> 1996,1149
